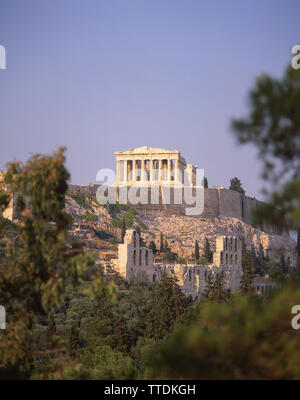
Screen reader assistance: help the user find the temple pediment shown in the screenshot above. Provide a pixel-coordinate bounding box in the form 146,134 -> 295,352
114,146 -> 180,155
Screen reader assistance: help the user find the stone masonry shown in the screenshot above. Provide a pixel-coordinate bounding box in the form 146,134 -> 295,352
113,229 -> 244,299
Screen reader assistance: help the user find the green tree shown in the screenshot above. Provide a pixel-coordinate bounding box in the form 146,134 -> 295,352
164,239 -> 170,252
159,232 -> 164,252
149,240 -> 157,254
258,243 -> 265,262
203,271 -> 231,303
0,148 -> 92,377
121,218 -> 126,242
144,272 -> 185,340
240,238 -> 255,293
143,287 -> 300,379
240,257 -> 255,294
194,240 -> 200,260
113,315 -> 130,355
255,243 -> 267,276
279,252 -> 287,275
229,177 -> 245,195
83,290 -> 115,347
212,271 -> 232,303
67,320 -> 81,359
203,237 -> 213,263
203,177 -> 208,188
202,271 -> 214,301
47,312 -> 57,349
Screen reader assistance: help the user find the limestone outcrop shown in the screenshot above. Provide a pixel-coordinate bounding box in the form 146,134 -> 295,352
138,212 -> 297,265
63,185 -> 297,266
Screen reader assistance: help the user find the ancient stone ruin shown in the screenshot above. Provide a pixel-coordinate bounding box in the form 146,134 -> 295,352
112,229 -> 275,299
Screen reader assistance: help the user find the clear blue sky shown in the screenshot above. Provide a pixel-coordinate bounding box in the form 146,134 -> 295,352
0,0 -> 299,198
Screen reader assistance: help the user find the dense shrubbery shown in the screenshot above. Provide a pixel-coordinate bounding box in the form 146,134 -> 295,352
19,263 -> 300,380
71,194 -> 93,211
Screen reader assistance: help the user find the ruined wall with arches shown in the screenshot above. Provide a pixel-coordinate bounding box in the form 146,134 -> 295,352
112,229 -> 155,283
113,230 -> 244,298
213,236 -> 242,267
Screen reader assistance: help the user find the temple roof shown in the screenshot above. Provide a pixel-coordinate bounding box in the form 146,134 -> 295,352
114,146 -> 180,155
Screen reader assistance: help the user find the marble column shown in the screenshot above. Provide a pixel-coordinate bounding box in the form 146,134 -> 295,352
150,159 -> 153,182
158,159 -> 163,182
123,160 -> 128,183
175,159 -> 179,183
167,159 -> 171,181
141,159 -> 146,182
116,160 -> 120,185
132,159 -> 137,181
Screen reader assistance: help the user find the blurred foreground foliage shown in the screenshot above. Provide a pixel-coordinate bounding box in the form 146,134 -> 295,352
0,148 -> 97,377
143,287 -> 300,379
232,65 -> 300,260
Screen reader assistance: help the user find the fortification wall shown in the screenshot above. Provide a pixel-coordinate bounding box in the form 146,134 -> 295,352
203,188 -> 255,223
133,187 -> 279,234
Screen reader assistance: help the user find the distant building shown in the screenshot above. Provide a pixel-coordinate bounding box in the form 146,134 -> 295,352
114,146 -> 197,188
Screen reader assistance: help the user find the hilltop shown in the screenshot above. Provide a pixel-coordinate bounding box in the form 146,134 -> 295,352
66,184 -> 297,265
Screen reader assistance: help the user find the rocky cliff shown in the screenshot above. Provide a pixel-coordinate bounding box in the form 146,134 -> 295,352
65,185 -> 297,265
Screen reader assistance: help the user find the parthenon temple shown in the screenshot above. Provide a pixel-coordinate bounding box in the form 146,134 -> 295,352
114,146 -> 197,186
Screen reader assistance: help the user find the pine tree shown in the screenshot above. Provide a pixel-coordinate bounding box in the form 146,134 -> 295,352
113,315 -> 130,354
203,271 -> 214,301
85,293 -> 115,346
47,313 -> 56,349
279,253 -> 287,275
194,240 -> 200,260
68,321 -> 80,359
160,232 -> 164,252
211,271 -> 232,303
255,243 -> 266,275
105,262 -> 125,286
229,177 -> 245,195
164,239 -> 169,252
144,272 -> 185,340
204,237 -> 213,263
121,219 -> 126,242
204,177 -> 208,188
240,238 -> 255,293
149,240 -> 157,254
241,237 -> 247,263
240,260 -> 255,294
